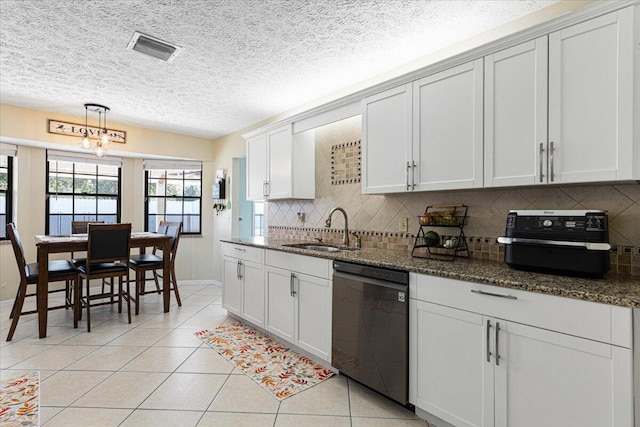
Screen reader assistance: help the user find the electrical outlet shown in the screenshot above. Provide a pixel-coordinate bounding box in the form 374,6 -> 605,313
399,217 -> 408,233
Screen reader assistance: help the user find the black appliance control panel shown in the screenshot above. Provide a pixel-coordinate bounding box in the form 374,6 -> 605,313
504,210 -> 608,242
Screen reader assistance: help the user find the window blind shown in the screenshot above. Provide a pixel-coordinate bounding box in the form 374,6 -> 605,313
47,149 -> 123,167
143,159 -> 202,171
0,143 -> 17,157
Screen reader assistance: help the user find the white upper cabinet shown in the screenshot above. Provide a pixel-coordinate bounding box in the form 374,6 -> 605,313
484,37 -> 548,187
245,124 -> 315,201
413,58 -> 484,191
548,7 -> 635,183
362,59 -> 483,194
361,84 -> 413,194
267,125 -> 294,199
246,132 -> 269,201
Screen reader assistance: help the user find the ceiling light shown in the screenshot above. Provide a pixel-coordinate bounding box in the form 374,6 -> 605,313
127,31 -> 182,62
82,103 -> 111,157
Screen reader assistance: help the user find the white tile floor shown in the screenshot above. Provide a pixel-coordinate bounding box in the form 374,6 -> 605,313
1,283 -> 429,426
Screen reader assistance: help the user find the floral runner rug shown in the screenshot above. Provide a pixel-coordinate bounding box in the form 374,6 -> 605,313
0,371 -> 39,427
195,320 -> 335,400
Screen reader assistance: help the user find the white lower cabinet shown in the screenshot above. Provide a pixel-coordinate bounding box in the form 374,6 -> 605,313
410,273 -> 634,427
221,243 -> 265,327
265,250 -> 332,362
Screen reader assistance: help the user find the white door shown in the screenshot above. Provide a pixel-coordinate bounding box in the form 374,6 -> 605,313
494,321 -> 633,427
295,273 -> 331,361
222,257 -> 242,316
410,300 -> 493,427
413,59 -> 484,191
246,132 -> 268,201
485,37 -> 548,187
265,266 -> 295,342
241,260 -> 265,328
361,84 -> 413,194
267,125 -> 293,199
548,7 -> 634,183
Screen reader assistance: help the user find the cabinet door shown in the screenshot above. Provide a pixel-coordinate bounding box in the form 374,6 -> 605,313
267,125 -> 293,199
222,256 -> 242,316
413,59 -> 483,191
265,266 -> 295,342
485,37 -> 548,187
410,300 -> 493,427
241,260 -> 265,328
296,273 -> 331,361
548,7 -> 634,183
361,84 -> 413,194
246,132 -> 268,201
495,321 -> 633,427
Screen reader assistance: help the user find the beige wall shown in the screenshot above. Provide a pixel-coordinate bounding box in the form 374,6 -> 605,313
0,104 -> 217,301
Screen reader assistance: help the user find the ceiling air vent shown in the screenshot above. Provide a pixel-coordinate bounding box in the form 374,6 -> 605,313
127,31 -> 182,62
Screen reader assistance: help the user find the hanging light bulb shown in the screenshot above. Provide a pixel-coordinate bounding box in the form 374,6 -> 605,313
81,132 -> 91,148
82,103 -> 111,157
95,143 -> 105,157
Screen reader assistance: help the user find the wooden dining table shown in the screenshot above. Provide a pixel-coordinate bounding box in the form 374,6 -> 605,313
35,231 -> 171,338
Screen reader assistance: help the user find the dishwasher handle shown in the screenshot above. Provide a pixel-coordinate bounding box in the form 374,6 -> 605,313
333,270 -> 408,292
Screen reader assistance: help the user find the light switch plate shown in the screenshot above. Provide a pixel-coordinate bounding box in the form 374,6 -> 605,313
399,217 -> 408,233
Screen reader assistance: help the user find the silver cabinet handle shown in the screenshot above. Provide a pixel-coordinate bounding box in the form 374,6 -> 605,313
290,272 -> 297,297
495,322 -> 501,366
236,260 -> 240,280
486,319 -> 492,363
233,247 -> 246,252
539,142 -> 545,182
237,260 -> 243,280
412,161 -> 416,189
549,141 -> 555,182
471,289 -> 517,300
406,162 -> 411,191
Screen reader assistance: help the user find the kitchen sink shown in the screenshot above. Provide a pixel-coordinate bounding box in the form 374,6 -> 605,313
283,243 -> 346,252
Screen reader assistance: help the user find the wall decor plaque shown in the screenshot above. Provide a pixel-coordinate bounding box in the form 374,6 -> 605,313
48,119 -> 126,144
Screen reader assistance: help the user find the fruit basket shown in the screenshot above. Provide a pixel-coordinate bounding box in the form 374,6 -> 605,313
412,205 -> 469,261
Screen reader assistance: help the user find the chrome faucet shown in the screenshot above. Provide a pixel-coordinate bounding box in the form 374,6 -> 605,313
325,207 -> 349,246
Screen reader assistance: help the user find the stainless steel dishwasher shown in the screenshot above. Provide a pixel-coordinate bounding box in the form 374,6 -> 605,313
332,261 -> 410,405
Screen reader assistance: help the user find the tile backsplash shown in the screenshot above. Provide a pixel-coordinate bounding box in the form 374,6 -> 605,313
268,116 -> 640,276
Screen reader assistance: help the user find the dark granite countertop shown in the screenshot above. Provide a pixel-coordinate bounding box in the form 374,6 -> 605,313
222,238 -> 640,308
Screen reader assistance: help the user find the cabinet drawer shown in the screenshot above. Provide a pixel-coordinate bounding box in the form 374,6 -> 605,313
266,250 -> 331,279
410,273 -> 632,348
222,243 -> 264,264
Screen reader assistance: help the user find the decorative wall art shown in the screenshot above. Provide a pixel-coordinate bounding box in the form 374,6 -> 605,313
331,140 -> 361,185
48,119 -> 126,144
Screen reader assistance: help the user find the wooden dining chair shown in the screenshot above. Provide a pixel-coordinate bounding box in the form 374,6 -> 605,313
69,220 -> 111,297
70,220 -> 105,266
128,221 -> 182,315
5,223 -> 79,341
76,223 -> 132,332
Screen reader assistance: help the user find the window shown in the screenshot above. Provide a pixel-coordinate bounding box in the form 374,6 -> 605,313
0,144 -> 15,240
46,151 -> 121,235
144,160 -> 202,234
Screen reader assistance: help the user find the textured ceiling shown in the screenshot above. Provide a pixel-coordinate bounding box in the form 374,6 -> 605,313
0,0 -> 559,140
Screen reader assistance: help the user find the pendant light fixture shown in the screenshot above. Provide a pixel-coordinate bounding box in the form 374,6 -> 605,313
81,103 -> 111,157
